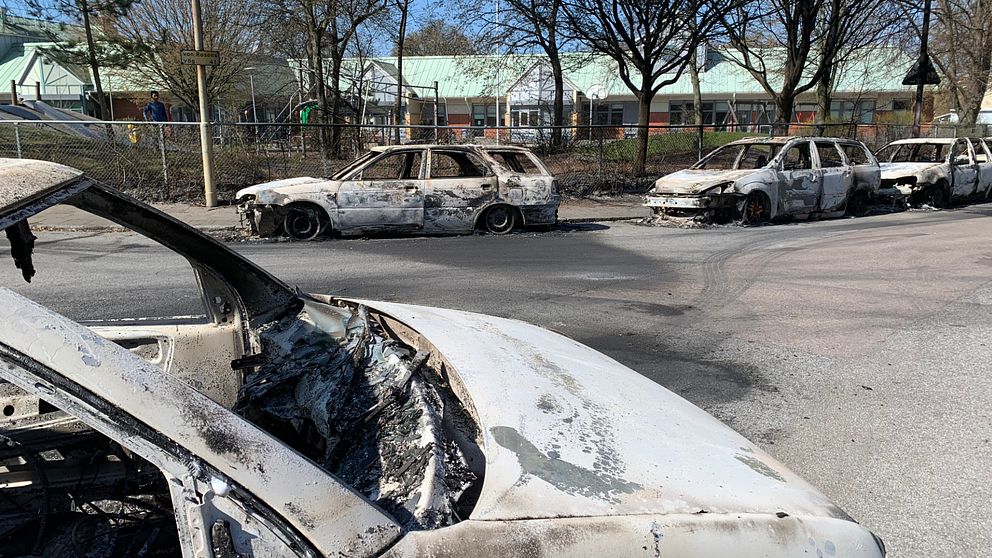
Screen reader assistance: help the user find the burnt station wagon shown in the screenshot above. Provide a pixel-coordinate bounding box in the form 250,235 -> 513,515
236,145 -> 560,239
645,137 -> 881,224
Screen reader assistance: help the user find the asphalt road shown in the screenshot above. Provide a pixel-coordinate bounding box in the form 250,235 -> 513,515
5,204 -> 992,557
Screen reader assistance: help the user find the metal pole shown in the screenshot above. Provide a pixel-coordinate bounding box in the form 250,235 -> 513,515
249,72 -> 259,155
191,0 -> 217,206
158,124 -> 169,188
34,81 -> 41,101
495,0 -> 501,144
913,0 -> 932,137
298,68 -> 307,156
9,80 -> 17,105
14,122 -> 22,158
433,80 -> 440,143
107,74 -> 115,120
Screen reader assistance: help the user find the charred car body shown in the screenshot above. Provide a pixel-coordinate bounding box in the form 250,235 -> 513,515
645,137 -> 881,224
236,145 -> 560,239
875,137 -> 992,207
0,158 -> 884,556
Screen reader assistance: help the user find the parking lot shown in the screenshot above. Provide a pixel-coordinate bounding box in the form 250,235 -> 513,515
5,202 -> 991,557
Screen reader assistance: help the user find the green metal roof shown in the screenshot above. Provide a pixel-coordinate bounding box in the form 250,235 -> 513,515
358,48 -> 916,99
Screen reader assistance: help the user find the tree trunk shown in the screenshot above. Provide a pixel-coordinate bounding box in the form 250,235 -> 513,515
689,60 -> 703,126
815,72 -> 831,136
329,52 -> 344,156
774,93 -> 795,136
634,85 -> 655,176
80,0 -> 113,140
393,1 -> 408,144
549,51 -> 564,149
309,29 -> 330,161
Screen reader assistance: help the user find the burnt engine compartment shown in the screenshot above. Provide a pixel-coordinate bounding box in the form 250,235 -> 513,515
237,300 -> 482,529
0,299 -> 482,555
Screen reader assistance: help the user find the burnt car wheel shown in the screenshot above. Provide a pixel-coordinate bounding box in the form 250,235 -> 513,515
738,192 -> 771,226
283,205 -> 326,240
926,185 -> 948,209
483,205 -> 518,234
845,189 -> 870,217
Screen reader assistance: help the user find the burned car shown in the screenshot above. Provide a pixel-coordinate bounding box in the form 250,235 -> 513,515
645,137 -> 881,224
0,158 -> 885,556
875,137 -> 992,207
236,145 -> 560,239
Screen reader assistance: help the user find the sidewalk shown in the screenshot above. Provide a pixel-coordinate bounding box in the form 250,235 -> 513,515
30,197 -> 650,232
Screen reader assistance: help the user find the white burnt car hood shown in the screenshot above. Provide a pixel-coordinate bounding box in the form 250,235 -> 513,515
654,169 -> 763,195
363,301 -> 852,521
878,162 -> 943,181
236,176 -> 341,203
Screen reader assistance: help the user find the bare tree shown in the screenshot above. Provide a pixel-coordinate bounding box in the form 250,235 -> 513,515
26,0 -> 136,119
401,18 -> 479,56
812,0 -> 906,131
392,0 -> 411,142
462,0 -> 572,147
722,0 -> 835,133
110,0 -> 261,110
929,0 -> 992,125
563,0 -> 726,174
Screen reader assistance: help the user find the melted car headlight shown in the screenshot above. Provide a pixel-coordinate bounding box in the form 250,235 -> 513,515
702,182 -> 734,196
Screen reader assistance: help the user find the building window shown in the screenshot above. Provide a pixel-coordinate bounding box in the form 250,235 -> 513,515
592,103 -> 624,125
511,108 -> 541,127
472,104 -> 500,127
892,99 -> 911,112
669,101 -> 732,129
420,102 -> 447,126
829,100 -> 876,124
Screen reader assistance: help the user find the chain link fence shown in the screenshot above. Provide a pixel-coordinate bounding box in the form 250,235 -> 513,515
3,119 -> 989,203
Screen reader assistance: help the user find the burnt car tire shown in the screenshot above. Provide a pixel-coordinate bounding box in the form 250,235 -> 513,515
845,189 -> 870,217
926,185 -> 948,209
482,205 -> 518,234
738,192 -> 771,226
283,205 -> 326,240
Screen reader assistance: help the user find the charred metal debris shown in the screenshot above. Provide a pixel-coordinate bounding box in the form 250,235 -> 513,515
235,299 -> 479,530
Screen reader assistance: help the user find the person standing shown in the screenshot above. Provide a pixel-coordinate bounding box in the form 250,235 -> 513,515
143,91 -> 170,122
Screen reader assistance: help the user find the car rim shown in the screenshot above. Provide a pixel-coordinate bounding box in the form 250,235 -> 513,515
486,207 -> 514,233
742,197 -> 766,224
285,209 -> 321,240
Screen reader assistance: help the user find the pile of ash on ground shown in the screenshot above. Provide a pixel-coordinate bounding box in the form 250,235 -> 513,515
235,301 -> 475,529
635,214 -> 737,229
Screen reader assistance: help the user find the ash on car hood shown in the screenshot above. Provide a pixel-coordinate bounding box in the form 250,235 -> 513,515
655,169 -> 759,194
235,176 -> 338,200
358,300 -> 852,523
879,161 -> 942,180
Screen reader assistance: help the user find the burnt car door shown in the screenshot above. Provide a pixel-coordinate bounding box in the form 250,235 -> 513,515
840,142 -> 881,192
485,149 -> 554,206
424,149 -> 497,231
0,289 -> 401,557
778,140 -> 819,214
968,138 -> 992,196
337,150 -> 426,231
949,139 -> 979,198
814,140 -> 853,211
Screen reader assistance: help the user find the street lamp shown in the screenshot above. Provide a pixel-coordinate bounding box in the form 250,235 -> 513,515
245,66 -> 259,154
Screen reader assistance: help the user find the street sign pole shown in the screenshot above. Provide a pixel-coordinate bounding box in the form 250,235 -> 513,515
191,0 -> 217,207
914,0 -> 932,137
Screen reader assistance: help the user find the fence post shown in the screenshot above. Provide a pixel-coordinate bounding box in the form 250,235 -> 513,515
696,123 -> 703,161
158,124 -> 169,188
14,122 -> 22,158
597,129 -> 604,174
